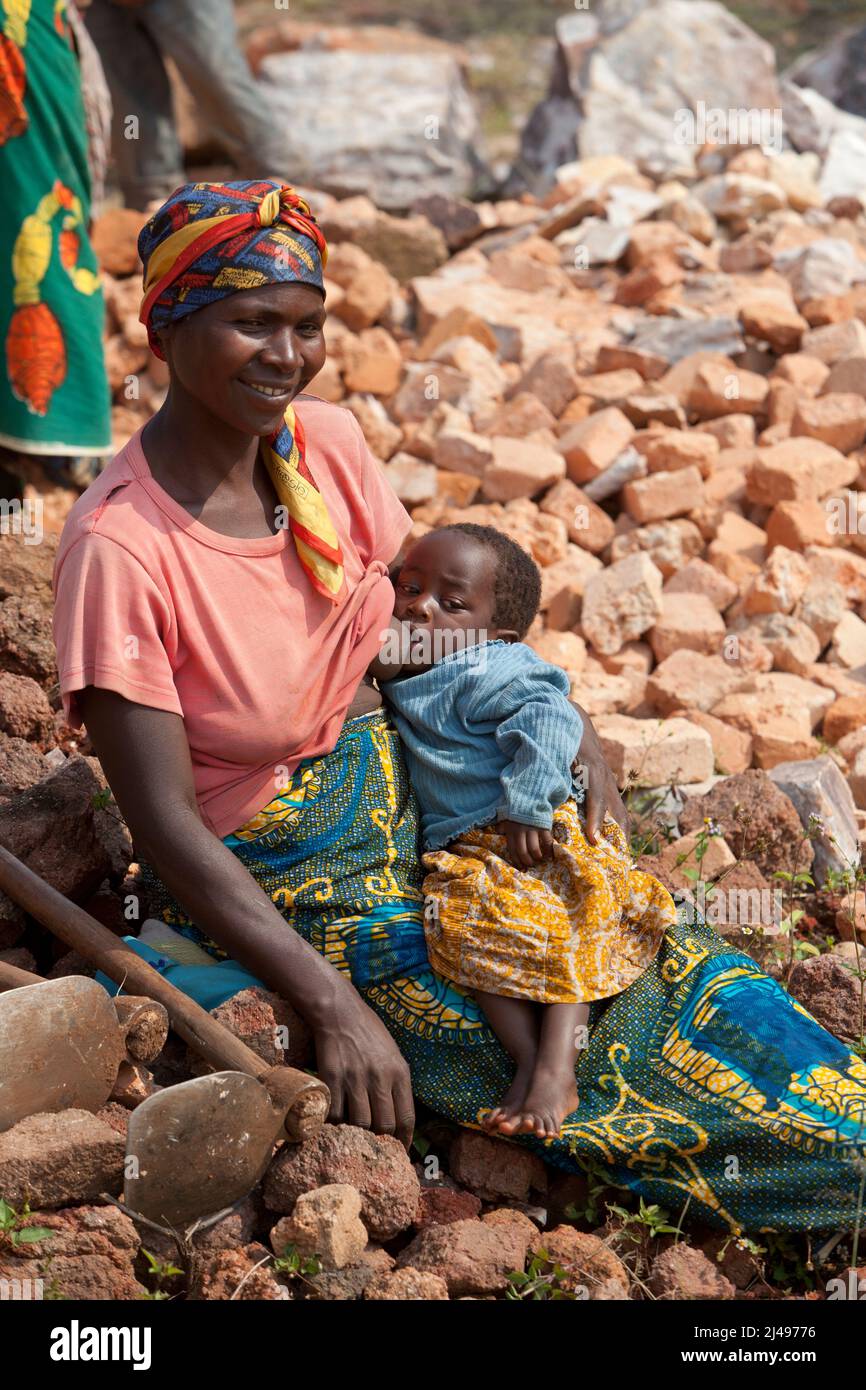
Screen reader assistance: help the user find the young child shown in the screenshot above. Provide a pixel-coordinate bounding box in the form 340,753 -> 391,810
370,522 -> 677,1141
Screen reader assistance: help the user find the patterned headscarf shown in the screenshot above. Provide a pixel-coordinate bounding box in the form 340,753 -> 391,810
138,180 -> 343,604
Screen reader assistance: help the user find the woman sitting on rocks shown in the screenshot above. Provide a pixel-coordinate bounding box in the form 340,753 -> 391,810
53,181 -> 866,1237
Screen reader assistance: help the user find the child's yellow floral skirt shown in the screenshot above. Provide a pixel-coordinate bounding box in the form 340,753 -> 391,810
421,799 -> 677,1004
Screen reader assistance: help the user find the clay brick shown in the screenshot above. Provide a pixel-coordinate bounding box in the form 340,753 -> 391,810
649,593 -> 726,663
766,499 -> 836,551
825,695 -> 866,744
640,429 -> 719,476
596,714 -> 713,787
539,478 -> 615,554
746,438 -> 858,506
645,650 -> 746,715
829,611 -> 866,668
482,393 -> 557,440
580,552 -> 664,656
771,353 -> 830,394
558,407 -> 634,483
791,394 -> 866,454
699,415 -> 756,449
481,437 -> 565,502
823,356 -> 866,396
739,297 -> 807,353
658,831 -> 736,889
669,708 -> 753,774
514,348 -> 580,418
433,429 -> 494,477
0,1111 -> 124,1209
341,327 -> 403,395
801,319 -> 866,365
742,613 -> 821,675
742,546 -> 811,615
663,558 -> 738,611
578,370 -> 646,407
331,256 -> 397,331
623,466 -> 704,523
688,361 -> 769,418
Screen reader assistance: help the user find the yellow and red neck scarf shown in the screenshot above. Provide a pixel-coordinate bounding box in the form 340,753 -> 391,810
138,180 -> 344,605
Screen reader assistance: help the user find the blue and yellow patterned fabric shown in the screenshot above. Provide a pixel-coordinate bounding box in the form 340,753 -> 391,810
134,708 -> 866,1235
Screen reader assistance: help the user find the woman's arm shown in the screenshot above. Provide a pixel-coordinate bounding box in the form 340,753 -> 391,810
78,687 -> 415,1144
571,702 -> 630,845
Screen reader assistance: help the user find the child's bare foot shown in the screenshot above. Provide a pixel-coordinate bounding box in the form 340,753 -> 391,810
474,992 -> 541,1133
495,1066 -> 579,1140
482,1055 -> 535,1132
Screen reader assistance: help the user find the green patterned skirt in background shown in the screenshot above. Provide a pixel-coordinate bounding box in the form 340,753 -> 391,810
132,709 -> 866,1236
0,0 -> 110,456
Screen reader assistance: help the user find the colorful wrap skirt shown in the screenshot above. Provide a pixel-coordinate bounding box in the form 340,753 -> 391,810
421,799 -> 677,1004
132,709 -> 866,1235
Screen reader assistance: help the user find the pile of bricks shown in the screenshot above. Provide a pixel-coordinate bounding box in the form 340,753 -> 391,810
89,150 -> 866,848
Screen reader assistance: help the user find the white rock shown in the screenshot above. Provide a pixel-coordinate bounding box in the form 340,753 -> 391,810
769,755 -> 860,882
596,713 -> 714,787
581,551 -> 664,656
819,129 -> 866,208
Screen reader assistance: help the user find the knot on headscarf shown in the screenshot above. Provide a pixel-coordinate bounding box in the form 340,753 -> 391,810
256,186 -> 282,227
137,181 -> 343,606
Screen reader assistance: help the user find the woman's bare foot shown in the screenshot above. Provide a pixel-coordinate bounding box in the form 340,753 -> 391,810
495,1065 -> 579,1140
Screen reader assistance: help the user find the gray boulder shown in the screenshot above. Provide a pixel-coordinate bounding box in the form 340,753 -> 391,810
780,78 -> 866,157
768,756 -> 860,886
613,315 -> 746,369
517,0 -> 780,188
579,1 -> 779,172
578,54 -> 695,180
257,47 -> 487,210
773,238 -> 866,302
786,25 -> 866,121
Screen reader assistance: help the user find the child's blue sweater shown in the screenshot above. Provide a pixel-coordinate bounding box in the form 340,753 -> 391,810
382,640 -> 585,852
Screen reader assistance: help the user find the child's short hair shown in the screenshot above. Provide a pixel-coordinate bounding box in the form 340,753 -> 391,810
438,522 -> 541,639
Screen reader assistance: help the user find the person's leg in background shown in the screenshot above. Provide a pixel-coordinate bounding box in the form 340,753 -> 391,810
84,0 -> 184,208
142,0 -> 289,180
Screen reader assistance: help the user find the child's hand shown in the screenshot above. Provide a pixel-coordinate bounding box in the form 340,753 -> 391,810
496,819 -> 554,868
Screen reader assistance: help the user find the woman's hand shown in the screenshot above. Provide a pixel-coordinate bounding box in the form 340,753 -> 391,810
78,688 -> 416,1145
571,702 -> 630,846
312,991 -> 415,1147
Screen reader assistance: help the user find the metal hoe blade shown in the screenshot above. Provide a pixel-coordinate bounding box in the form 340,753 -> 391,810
0,977 -> 127,1132
123,1071 -> 286,1227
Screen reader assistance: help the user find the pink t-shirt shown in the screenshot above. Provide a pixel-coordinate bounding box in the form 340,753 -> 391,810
53,395 -> 412,838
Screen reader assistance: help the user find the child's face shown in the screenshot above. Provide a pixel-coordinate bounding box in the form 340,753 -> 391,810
392,530 -> 517,670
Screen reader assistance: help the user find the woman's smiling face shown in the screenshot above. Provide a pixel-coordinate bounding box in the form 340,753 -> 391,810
156,281 -> 327,435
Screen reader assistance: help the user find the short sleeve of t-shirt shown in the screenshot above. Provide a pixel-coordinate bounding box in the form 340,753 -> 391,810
348,413 -> 412,568
53,532 -> 183,729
